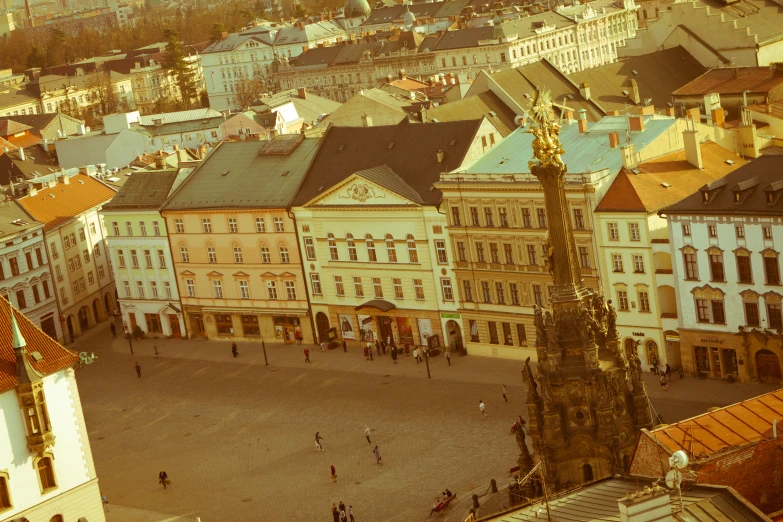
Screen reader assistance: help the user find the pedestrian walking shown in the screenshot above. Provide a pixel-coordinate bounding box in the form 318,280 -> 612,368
665,363 -> 672,382
363,345 -> 369,360
365,425 -> 371,444
231,342 -> 238,358
113,308 -> 120,321
340,507 -> 347,522
660,374 -> 668,391
332,503 -> 340,522
391,347 -> 398,364
413,347 -> 419,363
502,385 -> 508,402
110,322 -> 116,338
342,339 -> 347,352
295,331 -> 302,344
304,348 -> 311,363
381,339 -> 387,354
348,504 -> 355,522
373,445 -> 382,465
158,469 -> 169,489
445,347 -> 451,366
101,492 -> 109,511
403,340 -> 410,356
376,340 -> 381,356
339,501 -> 346,515
330,464 -> 337,482
315,432 -> 324,451
517,415 -> 527,432
479,399 -> 487,419
134,362 -> 141,378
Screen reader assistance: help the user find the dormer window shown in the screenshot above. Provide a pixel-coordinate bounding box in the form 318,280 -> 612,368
731,176 -> 758,205
700,179 -> 726,204
764,179 -> 783,206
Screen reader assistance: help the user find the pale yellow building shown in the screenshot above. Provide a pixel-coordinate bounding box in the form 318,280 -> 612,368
18,173 -> 117,341
291,118 -> 500,349
161,136 -> 316,343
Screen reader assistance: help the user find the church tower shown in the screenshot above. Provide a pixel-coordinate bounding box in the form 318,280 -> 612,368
519,89 -> 653,492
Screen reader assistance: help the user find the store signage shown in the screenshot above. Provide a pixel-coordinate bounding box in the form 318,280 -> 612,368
441,313 -> 460,319
700,337 -> 724,345
121,303 -> 137,309
632,331 -> 645,337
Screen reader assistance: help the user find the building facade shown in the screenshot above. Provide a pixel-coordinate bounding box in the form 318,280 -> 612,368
18,173 -> 117,342
0,202 -> 62,342
663,156 -> 783,383
0,300 -> 105,521
162,137 -> 317,343
101,170 -> 186,338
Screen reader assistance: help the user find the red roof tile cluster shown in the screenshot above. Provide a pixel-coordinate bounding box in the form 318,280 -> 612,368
0,298 -> 77,392
673,67 -> 783,96
17,174 -> 116,231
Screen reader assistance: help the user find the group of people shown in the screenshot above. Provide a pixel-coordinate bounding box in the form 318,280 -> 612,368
660,363 -> 673,390
331,501 -> 355,522
429,488 -> 454,515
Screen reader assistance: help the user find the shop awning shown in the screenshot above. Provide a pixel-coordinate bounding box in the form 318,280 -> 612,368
355,300 -> 396,312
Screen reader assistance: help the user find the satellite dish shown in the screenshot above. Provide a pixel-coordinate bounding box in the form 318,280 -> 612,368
665,469 -> 682,489
669,450 -> 689,469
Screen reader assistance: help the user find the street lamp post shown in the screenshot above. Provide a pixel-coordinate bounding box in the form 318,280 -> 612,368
423,348 -> 431,378
261,335 -> 269,366
125,326 -> 134,355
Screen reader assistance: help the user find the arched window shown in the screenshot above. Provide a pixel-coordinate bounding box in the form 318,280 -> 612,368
582,463 -> 593,482
37,455 -> 56,490
406,234 -> 418,263
346,233 -> 357,261
366,234 -> 376,262
50,516 -> 64,522
0,471 -> 11,509
386,234 -> 397,263
328,233 -> 338,261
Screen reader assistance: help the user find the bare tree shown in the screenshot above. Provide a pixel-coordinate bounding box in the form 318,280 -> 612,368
234,75 -> 266,110
86,70 -> 121,116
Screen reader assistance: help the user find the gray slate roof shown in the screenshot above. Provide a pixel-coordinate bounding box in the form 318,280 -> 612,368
102,170 -> 180,211
353,165 -> 425,204
163,136 -> 320,211
292,118 -> 483,206
0,201 -> 42,239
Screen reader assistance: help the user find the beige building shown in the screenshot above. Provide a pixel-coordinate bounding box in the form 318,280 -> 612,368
291,118 -> 500,349
162,136 -> 317,343
18,173 -> 117,341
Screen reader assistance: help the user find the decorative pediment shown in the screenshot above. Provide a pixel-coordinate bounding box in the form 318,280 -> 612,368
260,271 -> 278,278
761,248 -> 779,258
740,289 -> 759,301
205,271 -> 223,278
680,245 -> 697,254
706,246 -> 723,256
692,284 -> 724,299
279,271 -> 297,279
179,270 -> 195,276
232,271 -> 250,278
303,171 -> 423,208
763,291 -> 782,304
733,247 -> 751,256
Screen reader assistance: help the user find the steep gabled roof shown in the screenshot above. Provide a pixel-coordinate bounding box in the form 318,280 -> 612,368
0,119 -> 32,137
352,165 -> 424,204
17,174 -> 117,230
293,119 -> 483,206
102,170 -> 179,211
425,91 -> 516,137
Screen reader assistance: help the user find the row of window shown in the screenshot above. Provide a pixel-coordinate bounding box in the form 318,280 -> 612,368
681,222 -> 773,241
122,280 -> 174,299
606,221 -> 641,241
451,206 -> 586,231
6,280 -> 52,311
58,267 -> 106,305
51,222 -> 98,259
468,319 -> 528,347
0,247 -> 44,280
179,245 -> 289,264
455,240 -> 591,269
172,216 -> 285,234
112,220 -> 162,237
117,249 -> 167,269
183,278 -> 297,301
310,235 -> 448,264
695,297 -> 782,329
0,457 -> 58,511
461,279 -> 548,306
683,250 -> 780,285
614,288 -> 652,313
308,273 -> 439,301
611,253 -> 645,274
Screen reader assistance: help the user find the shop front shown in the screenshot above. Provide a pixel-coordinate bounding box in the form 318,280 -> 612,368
324,300 -> 443,352
680,328 -> 782,383
200,308 -> 312,344
121,300 -> 186,339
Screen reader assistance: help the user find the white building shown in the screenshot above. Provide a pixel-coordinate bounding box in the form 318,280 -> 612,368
594,137 -> 745,372
0,200 -> 63,342
663,155 -> 783,384
202,20 -> 347,111
101,169 -> 187,338
0,300 -> 105,521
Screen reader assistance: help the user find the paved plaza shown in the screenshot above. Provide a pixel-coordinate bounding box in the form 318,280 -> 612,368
72,324 -> 781,522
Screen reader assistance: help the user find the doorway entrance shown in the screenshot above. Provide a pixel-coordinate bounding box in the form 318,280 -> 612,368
756,350 -> 782,383
78,307 -> 89,330
377,315 -> 393,346
445,320 -> 462,350
316,312 -> 330,343
169,315 -> 181,338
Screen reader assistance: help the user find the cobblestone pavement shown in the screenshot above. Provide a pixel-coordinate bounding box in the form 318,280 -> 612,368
72,325 -> 781,522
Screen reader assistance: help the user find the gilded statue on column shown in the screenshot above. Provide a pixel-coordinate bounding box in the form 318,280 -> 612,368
526,89 -> 566,171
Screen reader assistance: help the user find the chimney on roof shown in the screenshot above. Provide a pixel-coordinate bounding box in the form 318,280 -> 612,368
606,110 -> 620,116
766,103 -> 773,114
609,131 -> 620,149
621,143 -> 637,169
298,87 -> 307,100
639,105 -> 654,116
436,149 -> 444,164
578,82 -> 590,101
173,144 -> 179,151
685,107 -> 700,124
711,108 -> 725,128
664,107 -> 675,117
578,118 -> 588,134
398,69 -> 406,81
62,173 -> 70,184
618,485 -> 673,522
629,78 -> 641,105
564,110 -> 574,124
18,147 -> 25,161
155,155 -> 166,169
629,115 -> 645,132
683,130 -> 703,169
361,114 -> 373,127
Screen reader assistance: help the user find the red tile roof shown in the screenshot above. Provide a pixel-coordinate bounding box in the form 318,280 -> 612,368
0,298 -> 78,392
648,389 -> 783,460
18,174 -> 116,231
673,67 -> 783,96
